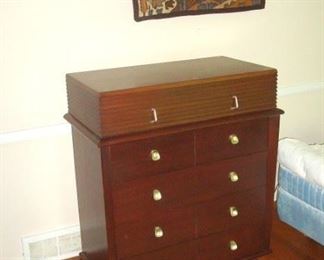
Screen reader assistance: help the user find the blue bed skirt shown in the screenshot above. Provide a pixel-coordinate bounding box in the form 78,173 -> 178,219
277,166 -> 324,246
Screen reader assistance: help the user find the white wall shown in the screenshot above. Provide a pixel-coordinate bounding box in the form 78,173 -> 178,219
1,134 -> 78,259
278,87 -> 324,143
1,0 -> 323,258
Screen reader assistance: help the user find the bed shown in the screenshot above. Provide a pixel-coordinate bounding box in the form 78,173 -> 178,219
277,138 -> 324,245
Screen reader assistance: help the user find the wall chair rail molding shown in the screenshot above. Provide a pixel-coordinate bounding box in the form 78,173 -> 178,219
132,0 -> 266,21
277,81 -> 324,97
0,124 -> 71,145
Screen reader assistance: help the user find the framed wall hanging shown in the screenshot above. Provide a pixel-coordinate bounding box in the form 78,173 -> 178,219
132,0 -> 265,21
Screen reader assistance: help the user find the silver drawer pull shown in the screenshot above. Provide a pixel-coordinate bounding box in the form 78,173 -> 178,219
231,96 -> 239,110
150,108 -> 158,123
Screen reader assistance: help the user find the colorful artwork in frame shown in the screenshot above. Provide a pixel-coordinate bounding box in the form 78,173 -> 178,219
132,0 -> 265,21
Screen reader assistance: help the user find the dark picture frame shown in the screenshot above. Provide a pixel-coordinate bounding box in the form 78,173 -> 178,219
133,0 -> 265,22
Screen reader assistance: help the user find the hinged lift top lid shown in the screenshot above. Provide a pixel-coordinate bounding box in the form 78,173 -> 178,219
66,56 -> 277,137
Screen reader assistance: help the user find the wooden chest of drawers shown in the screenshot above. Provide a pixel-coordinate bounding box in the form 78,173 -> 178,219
65,56 -> 283,260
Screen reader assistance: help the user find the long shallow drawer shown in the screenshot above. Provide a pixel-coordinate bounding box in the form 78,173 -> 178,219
109,131 -> 194,184
196,118 -> 268,164
198,224 -> 267,260
112,167 -> 197,225
196,152 -> 267,202
95,77 -> 276,137
115,207 -> 195,259
197,186 -> 266,236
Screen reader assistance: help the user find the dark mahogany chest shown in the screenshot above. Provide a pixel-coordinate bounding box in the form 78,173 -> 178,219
65,56 -> 283,260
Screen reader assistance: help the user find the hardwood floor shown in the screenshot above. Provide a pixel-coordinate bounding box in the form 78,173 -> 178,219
258,210 -> 324,260
67,209 -> 324,260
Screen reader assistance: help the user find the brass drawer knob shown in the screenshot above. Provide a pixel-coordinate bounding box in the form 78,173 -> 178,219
229,206 -> 239,217
229,171 -> 239,182
150,150 -> 161,161
154,226 -> 164,238
153,189 -> 162,201
229,240 -> 238,251
229,134 -> 239,145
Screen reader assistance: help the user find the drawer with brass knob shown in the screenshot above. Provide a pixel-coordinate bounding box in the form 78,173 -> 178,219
196,152 -> 267,202
115,207 -> 195,259
196,118 -> 268,165
109,131 -> 194,184
196,186 -> 266,236
112,167 -> 197,225
198,223 -> 267,259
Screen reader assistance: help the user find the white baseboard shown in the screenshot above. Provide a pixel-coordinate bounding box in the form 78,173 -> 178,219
0,81 -> 323,145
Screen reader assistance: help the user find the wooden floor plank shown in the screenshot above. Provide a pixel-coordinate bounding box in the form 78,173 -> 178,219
258,209 -> 324,260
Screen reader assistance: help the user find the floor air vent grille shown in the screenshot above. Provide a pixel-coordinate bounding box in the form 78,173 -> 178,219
22,226 -> 81,260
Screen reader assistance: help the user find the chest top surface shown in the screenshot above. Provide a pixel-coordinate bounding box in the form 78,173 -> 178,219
66,56 -> 276,94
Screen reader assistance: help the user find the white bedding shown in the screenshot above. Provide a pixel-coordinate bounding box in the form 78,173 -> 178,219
278,138 -> 324,187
